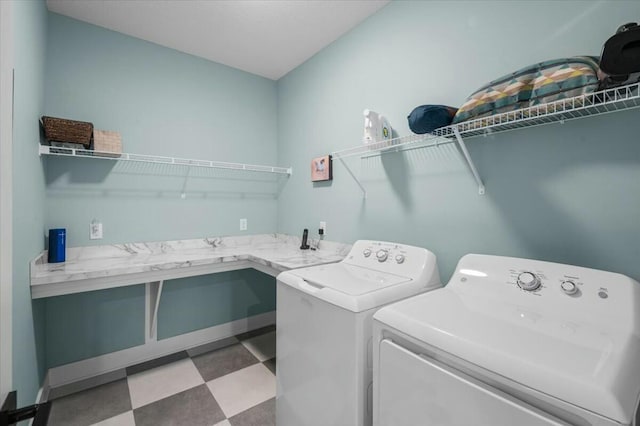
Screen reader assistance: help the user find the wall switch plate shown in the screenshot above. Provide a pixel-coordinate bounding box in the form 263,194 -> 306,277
240,218 -> 248,231
320,221 -> 327,234
90,221 -> 103,240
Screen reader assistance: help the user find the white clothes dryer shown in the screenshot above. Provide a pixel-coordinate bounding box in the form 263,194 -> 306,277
276,240 -> 441,426
373,254 -> 640,426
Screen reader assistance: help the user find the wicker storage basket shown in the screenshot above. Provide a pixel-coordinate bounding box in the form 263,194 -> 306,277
93,130 -> 122,158
41,116 -> 93,147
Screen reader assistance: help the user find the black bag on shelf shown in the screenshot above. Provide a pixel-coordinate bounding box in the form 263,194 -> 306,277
599,22 -> 640,89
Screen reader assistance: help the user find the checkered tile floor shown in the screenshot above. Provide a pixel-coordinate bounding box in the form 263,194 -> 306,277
47,326 -> 276,426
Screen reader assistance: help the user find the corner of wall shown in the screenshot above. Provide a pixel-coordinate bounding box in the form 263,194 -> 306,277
11,0 -> 48,406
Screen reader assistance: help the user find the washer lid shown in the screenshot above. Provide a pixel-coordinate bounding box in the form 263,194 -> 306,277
373,255 -> 640,425
291,263 -> 411,295
278,263 -> 429,312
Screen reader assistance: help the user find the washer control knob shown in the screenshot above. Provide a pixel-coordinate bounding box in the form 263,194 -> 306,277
376,250 -> 388,262
517,272 -> 541,291
363,249 -> 372,258
561,281 -> 578,295
395,254 -> 405,264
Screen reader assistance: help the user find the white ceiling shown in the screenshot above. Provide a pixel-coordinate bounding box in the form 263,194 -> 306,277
46,0 -> 390,80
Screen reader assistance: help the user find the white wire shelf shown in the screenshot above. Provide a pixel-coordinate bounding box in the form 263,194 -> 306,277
38,145 -> 293,175
333,82 -> 640,160
433,81 -> 640,139
331,132 -> 450,160
332,82 -> 640,196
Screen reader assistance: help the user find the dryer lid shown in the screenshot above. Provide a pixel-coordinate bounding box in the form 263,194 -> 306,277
374,254 -> 640,425
278,263 -> 432,312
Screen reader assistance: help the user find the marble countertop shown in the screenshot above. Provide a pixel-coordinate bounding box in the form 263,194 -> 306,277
31,234 -> 351,298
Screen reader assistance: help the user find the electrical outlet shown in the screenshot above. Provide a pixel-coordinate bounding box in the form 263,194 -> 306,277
90,221 -> 103,240
320,221 -> 327,234
240,218 -> 248,231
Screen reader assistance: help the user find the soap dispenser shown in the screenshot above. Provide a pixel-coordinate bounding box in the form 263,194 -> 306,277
310,228 -> 324,251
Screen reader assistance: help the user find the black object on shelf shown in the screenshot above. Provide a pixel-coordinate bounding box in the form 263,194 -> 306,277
600,22 -> 640,89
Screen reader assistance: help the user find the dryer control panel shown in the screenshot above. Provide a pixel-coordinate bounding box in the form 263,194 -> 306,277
449,253 -> 640,324
343,240 -> 441,289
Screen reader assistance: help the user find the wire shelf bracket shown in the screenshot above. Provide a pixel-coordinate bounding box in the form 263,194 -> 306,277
38,145 -> 293,176
339,157 -> 367,198
452,127 -> 485,195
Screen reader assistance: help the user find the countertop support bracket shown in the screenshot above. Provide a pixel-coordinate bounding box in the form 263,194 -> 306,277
146,280 -> 164,343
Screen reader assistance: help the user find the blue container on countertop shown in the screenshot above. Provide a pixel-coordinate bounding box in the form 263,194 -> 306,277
48,228 -> 66,263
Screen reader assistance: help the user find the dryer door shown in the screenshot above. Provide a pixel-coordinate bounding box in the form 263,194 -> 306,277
377,339 -> 570,426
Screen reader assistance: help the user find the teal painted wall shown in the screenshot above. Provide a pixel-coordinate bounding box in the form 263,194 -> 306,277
40,14 -> 279,369
157,270 -> 276,340
12,0 -> 47,406
276,0 -> 640,282
44,13 -> 281,248
43,285 -> 145,369
32,0 -> 640,380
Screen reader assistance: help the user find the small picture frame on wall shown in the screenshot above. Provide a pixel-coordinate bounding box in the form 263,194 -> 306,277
311,155 -> 332,182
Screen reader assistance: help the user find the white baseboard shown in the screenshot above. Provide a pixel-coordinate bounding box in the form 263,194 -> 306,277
46,311 -> 275,390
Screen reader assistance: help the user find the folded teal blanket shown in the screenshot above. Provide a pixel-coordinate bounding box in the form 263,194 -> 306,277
453,56 -> 601,124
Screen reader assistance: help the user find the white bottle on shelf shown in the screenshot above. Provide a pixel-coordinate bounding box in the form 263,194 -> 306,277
363,109 -> 392,146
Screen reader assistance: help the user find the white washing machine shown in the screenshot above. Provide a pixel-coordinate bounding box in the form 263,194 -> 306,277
373,254 -> 640,426
276,240 -> 441,426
